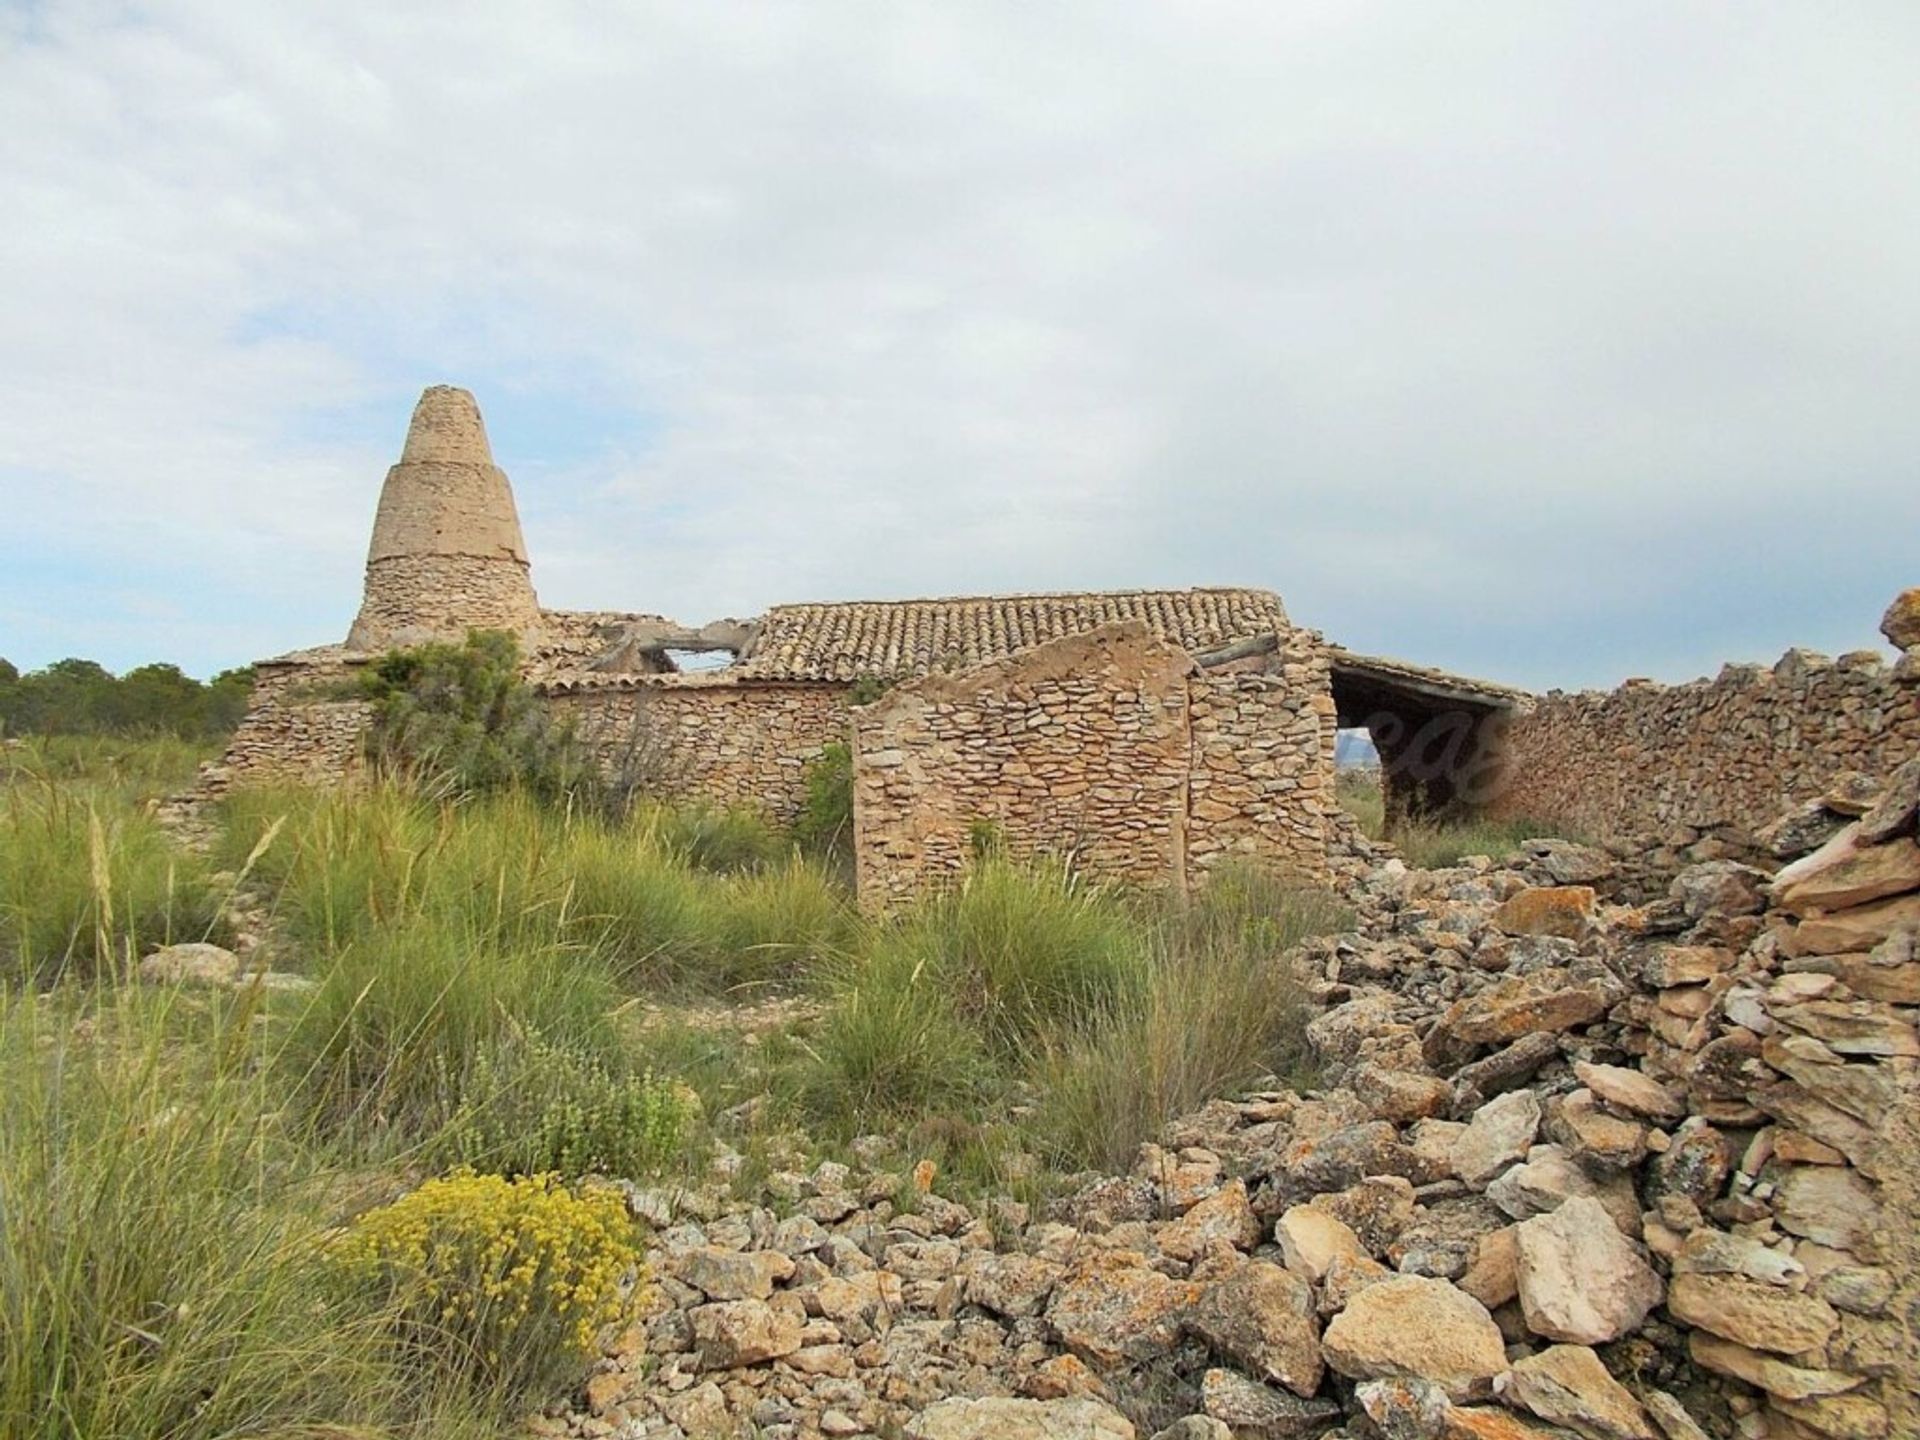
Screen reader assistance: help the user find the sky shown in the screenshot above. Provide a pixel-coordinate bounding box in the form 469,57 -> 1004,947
3,2 -> 1917,691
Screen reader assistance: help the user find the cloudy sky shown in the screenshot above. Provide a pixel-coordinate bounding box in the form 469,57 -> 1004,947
4,2 -> 1916,690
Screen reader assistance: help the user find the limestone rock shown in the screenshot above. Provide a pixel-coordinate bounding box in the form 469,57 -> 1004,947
1671,862 -> 1767,920
963,1252 -> 1064,1319
669,1246 -> 796,1301
1499,1345 -> 1654,1440
1687,1332 -> 1864,1402
1545,1090 -> 1648,1173
1149,1420 -> 1232,1440
1452,1089 -> 1542,1188
1186,1260 -> 1323,1398
137,942 -> 242,987
1857,757 -> 1920,844
1572,1062 -> 1685,1121
1513,1197 -> 1663,1344
1773,826 -> 1920,916
1459,1225 -> 1521,1310
1045,1256 -> 1201,1368
1441,970 -> 1613,1047
1275,1205 -> 1364,1281
1355,1062 -> 1454,1123
1790,893 -> 1920,956
1879,586 -> 1920,650
1488,1146 -> 1640,1237
1492,887 -> 1597,940
691,1299 -> 804,1368
904,1396 -> 1136,1440
1666,1272 -> 1838,1355
1321,1275 -> 1508,1401
1198,1367 -> 1344,1439
1158,1178 -> 1260,1261
1774,1166 -> 1881,1253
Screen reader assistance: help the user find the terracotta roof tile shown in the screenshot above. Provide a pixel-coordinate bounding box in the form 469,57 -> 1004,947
734,587 -> 1289,682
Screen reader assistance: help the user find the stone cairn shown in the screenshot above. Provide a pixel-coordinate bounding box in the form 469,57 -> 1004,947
537,755 -> 1918,1440
346,384 -> 544,652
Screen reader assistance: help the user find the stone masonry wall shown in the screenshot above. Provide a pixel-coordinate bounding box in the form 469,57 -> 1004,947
211,655 -> 371,791
851,624 -> 1194,906
549,681 -> 850,824
1186,631 -> 1338,884
1491,646 -> 1920,840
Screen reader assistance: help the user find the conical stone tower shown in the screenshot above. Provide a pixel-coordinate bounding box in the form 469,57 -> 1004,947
346,386 -> 543,652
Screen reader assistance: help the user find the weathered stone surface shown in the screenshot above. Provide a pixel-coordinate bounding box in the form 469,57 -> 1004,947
1493,887 -> 1597,940
1158,1179 -> 1260,1261
963,1252 -> 1064,1319
1186,1260 -> 1323,1398
1687,1332 -> 1864,1402
904,1396 -> 1136,1440
1321,1275 -> 1508,1401
1545,1090 -> 1647,1172
1452,1089 -> 1542,1188
1441,970 -> 1613,1047
1513,1198 -> 1663,1344
1198,1368 -> 1343,1439
1768,1392 -> 1893,1440
1767,998 -> 1918,1058
1857,757 -> 1920,844
137,942 -> 242,987
1488,1146 -> 1640,1236
1355,1063 -> 1454,1123
1310,1175 -> 1416,1253
669,1245 -> 796,1301
1791,893 -> 1920,956
1572,1062 -> 1684,1121
1773,826 -> 1920,916
1275,1205 -> 1364,1281
1673,1228 -> 1805,1288
1640,943 -> 1734,987
1458,1225 -> 1521,1310
1774,1166 -> 1880,1253
1666,1272 -> 1838,1355
1499,1345 -> 1654,1440
691,1299 -> 804,1368
1671,862 -> 1768,920
1045,1256 -> 1201,1368
1880,587 -> 1920,650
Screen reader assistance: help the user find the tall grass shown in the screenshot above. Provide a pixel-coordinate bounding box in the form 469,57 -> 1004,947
218,784 -> 855,992
0,781 -> 228,984
1334,767 -> 1576,869
800,859 -> 1349,1166
0,734 -> 212,799
0,985 -> 467,1439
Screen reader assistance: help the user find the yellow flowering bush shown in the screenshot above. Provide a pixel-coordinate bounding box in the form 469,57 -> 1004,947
334,1168 -> 642,1406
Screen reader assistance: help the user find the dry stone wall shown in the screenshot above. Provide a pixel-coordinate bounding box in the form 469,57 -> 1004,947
1492,644 -> 1920,840
1186,632 -> 1338,883
851,623 -> 1339,905
209,653 -> 371,791
549,680 -> 849,824
851,625 -> 1193,905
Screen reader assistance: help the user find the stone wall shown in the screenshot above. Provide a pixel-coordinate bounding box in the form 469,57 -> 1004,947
850,623 -> 1340,905
1186,632 -> 1338,883
548,680 -> 850,823
1491,645 -> 1920,840
210,653 -> 371,791
851,625 -> 1195,905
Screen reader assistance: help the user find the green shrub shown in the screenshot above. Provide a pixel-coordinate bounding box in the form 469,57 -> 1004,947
647,802 -> 789,874
359,631 -> 599,806
333,1168 -> 642,1415
794,742 -> 853,856
437,1028 -> 693,1180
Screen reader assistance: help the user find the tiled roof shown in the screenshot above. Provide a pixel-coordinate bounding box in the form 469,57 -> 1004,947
734,588 -> 1290,683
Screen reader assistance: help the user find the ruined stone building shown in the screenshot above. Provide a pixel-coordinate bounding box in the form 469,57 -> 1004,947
218,386 -> 1919,901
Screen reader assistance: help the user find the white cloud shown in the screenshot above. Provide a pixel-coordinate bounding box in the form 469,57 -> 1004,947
3,0 -> 1917,685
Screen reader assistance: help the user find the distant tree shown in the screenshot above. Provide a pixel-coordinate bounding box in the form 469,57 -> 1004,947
0,656 -> 255,740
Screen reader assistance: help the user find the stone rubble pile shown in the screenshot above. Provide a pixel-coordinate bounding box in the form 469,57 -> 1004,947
542,761 -> 1919,1440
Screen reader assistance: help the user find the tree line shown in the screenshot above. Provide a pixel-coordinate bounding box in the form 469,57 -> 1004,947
0,658 -> 254,740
